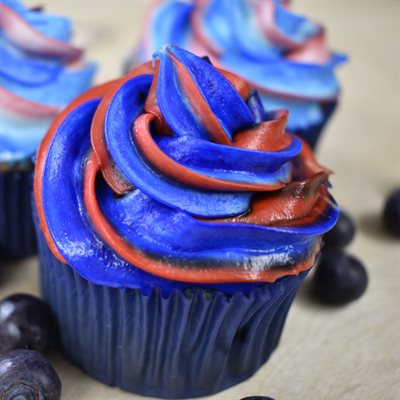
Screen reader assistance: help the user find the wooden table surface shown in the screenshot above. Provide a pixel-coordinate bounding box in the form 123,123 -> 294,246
1,1 -> 399,399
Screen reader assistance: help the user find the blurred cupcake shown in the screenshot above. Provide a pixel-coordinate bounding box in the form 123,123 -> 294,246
34,46 -> 338,398
127,0 -> 346,149
0,0 -> 96,258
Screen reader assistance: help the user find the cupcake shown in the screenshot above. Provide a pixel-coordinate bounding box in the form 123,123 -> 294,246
34,46 -> 338,398
128,0 -> 347,149
0,0 -> 95,258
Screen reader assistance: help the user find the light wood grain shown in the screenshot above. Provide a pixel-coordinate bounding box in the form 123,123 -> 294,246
1,1 -> 399,399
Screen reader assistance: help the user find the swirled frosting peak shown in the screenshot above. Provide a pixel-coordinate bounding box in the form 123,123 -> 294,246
35,46 -> 338,291
131,0 -> 347,133
0,0 -> 96,164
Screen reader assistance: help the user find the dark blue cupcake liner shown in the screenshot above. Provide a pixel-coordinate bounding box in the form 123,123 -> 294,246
0,169 -> 37,259
36,223 -> 307,398
291,100 -> 338,150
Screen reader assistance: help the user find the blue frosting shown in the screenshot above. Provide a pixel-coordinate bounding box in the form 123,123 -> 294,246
39,47 -> 339,294
135,0 -> 346,133
0,0 -> 96,163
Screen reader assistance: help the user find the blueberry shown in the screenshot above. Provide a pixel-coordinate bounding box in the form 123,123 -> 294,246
0,349 -> 61,399
0,294 -> 56,356
312,250 -> 368,305
383,188 -> 400,236
240,397 -> 275,400
324,210 -> 355,248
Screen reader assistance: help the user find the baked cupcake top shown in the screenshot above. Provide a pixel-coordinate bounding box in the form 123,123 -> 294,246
34,46 -> 338,293
131,0 -> 346,131
0,0 -> 96,167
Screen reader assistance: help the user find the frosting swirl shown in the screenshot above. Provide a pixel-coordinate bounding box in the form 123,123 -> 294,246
132,0 -> 346,132
34,46 -> 338,291
0,0 -> 96,164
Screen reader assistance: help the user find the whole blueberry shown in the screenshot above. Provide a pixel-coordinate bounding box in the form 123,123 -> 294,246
240,397 -> 275,400
0,349 -> 61,399
383,189 -> 400,236
0,294 -> 56,356
312,250 -> 368,305
324,210 -> 356,248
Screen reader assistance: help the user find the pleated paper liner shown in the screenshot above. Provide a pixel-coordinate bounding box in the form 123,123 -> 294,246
291,100 -> 338,150
36,220 -> 307,398
0,167 -> 37,259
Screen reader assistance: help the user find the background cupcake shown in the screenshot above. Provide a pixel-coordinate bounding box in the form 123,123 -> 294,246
34,46 -> 338,398
127,0 -> 347,150
0,0 -> 95,258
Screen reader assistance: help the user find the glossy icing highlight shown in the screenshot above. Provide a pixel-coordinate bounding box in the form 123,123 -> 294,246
35,47 -> 338,291
0,0 -> 96,164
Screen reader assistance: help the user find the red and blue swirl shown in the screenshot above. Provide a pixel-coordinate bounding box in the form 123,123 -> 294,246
131,0 -> 347,146
0,0 -> 95,164
34,46 -> 338,293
